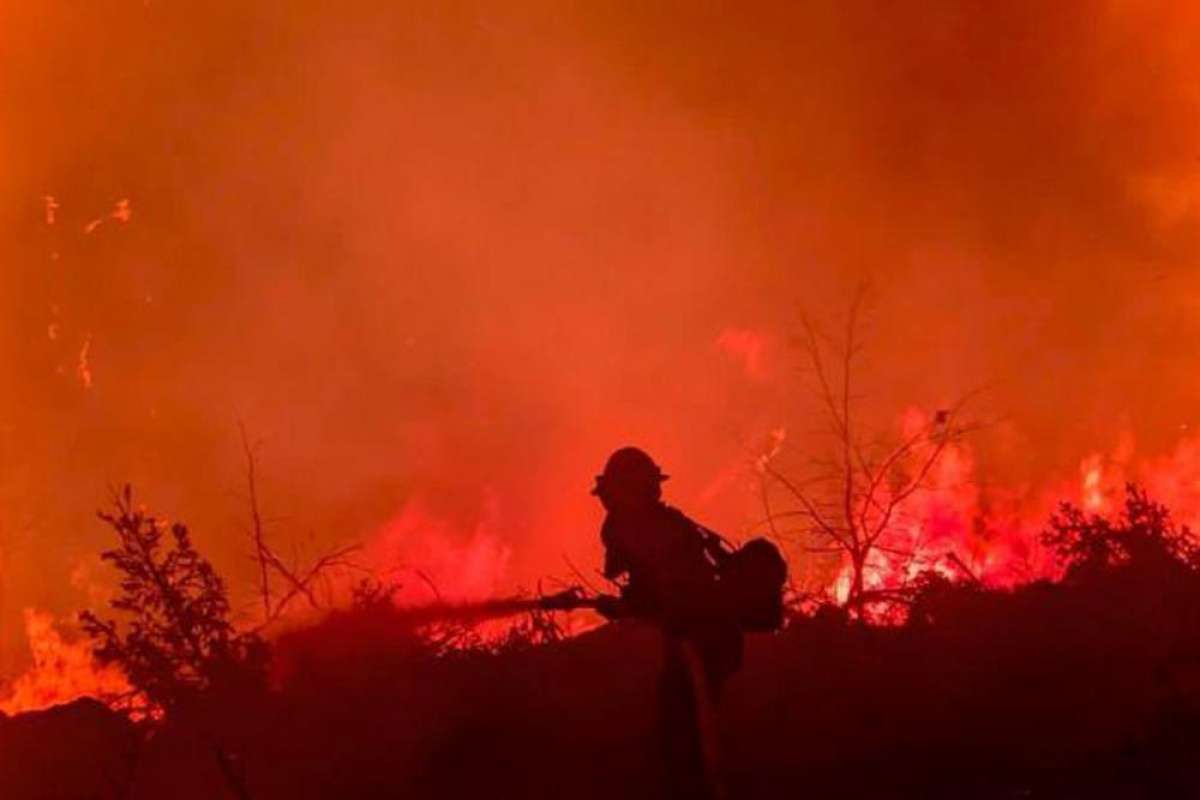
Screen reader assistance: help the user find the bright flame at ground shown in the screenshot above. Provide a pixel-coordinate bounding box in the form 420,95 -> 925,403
10,414 -> 1200,714
828,410 -> 1200,603
0,609 -> 131,716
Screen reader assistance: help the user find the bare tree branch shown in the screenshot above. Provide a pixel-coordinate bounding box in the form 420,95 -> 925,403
239,422 -> 271,621
237,426 -> 364,627
761,461 -> 848,547
763,285 -> 982,615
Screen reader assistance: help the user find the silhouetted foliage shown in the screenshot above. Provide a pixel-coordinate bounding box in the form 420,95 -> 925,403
349,576 -> 401,612
14,484 -> 1200,798
1042,483 -> 1200,581
79,486 -> 267,714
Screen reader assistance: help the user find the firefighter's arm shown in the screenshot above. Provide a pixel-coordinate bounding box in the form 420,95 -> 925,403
598,521 -> 632,618
601,522 -> 630,581
700,529 -> 734,567
602,547 -> 628,581
593,594 -> 626,620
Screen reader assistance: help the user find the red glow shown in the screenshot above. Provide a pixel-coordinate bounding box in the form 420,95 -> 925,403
827,411 -> 1200,606
368,496 -> 514,606
715,328 -> 773,382
5,1 -> 1200,721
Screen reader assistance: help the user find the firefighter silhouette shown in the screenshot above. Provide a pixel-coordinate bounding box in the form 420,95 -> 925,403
592,446 -> 744,799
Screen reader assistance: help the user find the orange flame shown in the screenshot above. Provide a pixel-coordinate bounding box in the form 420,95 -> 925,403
0,609 -> 131,716
825,410 -> 1200,605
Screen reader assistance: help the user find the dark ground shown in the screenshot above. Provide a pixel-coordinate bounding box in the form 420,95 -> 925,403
4,555 -> 1200,800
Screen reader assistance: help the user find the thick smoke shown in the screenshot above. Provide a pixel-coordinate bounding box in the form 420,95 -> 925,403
2,2 -> 1199,669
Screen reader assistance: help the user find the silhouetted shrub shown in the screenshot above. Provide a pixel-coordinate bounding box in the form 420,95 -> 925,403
79,486 -> 267,715
1042,484 -> 1200,581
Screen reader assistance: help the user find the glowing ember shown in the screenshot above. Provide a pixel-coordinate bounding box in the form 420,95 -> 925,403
77,336 -> 93,389
42,195 -> 58,225
111,198 -> 132,223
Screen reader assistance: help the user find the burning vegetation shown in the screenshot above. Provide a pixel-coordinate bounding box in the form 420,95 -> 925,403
0,609 -> 130,717
8,326 -> 1200,795
4,479 -> 1200,798
6,1 -> 1200,797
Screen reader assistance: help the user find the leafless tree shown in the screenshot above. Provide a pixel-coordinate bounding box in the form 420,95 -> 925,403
238,424 -> 365,627
758,285 -> 979,616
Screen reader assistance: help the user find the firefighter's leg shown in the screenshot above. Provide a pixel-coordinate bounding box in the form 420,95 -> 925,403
659,637 -> 706,798
659,635 -> 727,800
677,639 -> 726,800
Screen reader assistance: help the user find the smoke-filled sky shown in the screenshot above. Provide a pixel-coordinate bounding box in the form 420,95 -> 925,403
2,1 -> 1199,667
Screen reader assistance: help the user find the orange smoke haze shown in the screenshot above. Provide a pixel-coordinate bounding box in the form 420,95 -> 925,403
3,1 -> 1200,680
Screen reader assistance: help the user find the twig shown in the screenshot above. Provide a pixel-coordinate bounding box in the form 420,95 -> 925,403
239,422 -> 271,621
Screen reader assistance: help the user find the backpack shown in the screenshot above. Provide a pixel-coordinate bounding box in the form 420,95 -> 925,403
718,537 -> 789,632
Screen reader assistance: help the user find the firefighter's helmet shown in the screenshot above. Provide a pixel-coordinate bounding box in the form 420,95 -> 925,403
592,447 -> 669,496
